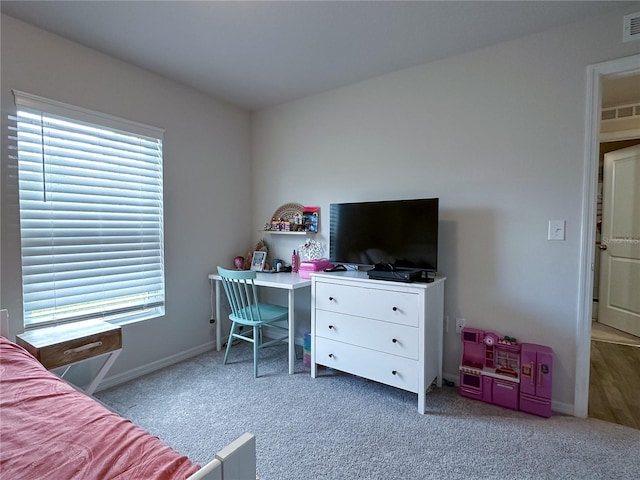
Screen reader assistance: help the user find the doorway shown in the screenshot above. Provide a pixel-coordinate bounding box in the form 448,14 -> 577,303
589,141 -> 640,428
594,140 -> 640,336
577,55 -> 640,425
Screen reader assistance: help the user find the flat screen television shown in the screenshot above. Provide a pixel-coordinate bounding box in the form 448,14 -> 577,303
329,198 -> 439,272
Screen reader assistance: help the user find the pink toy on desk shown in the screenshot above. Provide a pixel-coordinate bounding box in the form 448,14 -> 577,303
298,259 -> 334,279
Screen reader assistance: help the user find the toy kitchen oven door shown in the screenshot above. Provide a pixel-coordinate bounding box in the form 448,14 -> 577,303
458,328 -> 486,401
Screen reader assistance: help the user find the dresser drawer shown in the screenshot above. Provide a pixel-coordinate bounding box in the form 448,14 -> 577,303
315,338 -> 418,393
315,310 -> 419,360
315,281 -> 420,327
17,320 -> 122,370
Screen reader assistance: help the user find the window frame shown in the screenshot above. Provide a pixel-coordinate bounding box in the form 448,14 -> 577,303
13,90 -> 166,329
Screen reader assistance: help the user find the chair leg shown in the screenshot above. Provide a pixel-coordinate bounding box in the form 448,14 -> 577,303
253,325 -> 259,378
223,322 -> 237,365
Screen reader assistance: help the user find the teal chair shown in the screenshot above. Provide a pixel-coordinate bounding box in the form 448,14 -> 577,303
217,266 -> 289,377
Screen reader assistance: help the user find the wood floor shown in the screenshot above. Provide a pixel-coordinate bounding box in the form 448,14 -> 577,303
589,338 -> 640,429
591,321 -> 640,347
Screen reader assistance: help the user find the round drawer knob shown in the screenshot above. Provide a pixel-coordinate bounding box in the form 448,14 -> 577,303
329,296 -> 335,301
328,325 -> 334,330
392,307 -> 398,311
392,370 -> 397,376
328,353 -> 334,358
392,338 -> 397,343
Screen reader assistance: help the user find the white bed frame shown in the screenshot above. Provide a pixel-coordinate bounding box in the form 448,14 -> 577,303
186,432 -> 256,480
0,309 -> 256,480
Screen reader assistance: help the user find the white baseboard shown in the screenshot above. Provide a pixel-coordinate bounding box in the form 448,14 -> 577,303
551,400 -> 574,416
96,329 -> 308,393
443,371 -> 460,386
443,370 -> 575,417
95,341 -> 216,392
97,342 -> 577,417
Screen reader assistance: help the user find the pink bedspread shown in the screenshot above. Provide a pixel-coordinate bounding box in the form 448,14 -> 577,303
0,336 -> 200,479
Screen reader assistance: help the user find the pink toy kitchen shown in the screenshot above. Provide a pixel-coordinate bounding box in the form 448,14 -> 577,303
459,327 -> 553,417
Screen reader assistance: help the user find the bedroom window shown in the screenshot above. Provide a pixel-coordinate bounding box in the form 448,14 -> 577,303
12,91 -> 165,328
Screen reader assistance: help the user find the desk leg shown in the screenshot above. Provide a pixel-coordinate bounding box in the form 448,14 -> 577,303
288,290 -> 295,374
215,279 -> 222,352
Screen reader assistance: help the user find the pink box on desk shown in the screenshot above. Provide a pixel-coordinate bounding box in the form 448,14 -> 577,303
299,259 -> 333,279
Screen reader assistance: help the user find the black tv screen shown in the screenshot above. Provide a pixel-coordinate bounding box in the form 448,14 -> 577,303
329,198 -> 438,271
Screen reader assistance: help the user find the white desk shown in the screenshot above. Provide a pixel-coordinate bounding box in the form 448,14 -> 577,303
208,272 -> 311,374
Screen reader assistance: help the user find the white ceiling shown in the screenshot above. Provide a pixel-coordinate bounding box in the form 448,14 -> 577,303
1,1 -> 636,111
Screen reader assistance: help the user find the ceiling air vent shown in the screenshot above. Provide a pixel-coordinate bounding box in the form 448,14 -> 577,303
623,11 -> 640,42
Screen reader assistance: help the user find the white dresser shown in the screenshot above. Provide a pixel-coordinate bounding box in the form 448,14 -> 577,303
310,271 -> 445,414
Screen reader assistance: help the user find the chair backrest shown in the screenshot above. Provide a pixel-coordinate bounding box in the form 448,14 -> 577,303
217,267 -> 262,323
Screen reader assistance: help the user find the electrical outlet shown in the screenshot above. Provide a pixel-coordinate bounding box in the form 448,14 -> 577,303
455,318 -> 465,334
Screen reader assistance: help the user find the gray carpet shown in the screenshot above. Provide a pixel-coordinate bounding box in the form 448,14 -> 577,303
96,343 -> 640,480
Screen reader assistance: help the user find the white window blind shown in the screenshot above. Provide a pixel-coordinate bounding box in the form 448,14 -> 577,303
13,91 -> 165,328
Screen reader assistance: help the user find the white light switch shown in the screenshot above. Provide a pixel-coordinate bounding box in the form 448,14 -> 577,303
548,220 -> 566,241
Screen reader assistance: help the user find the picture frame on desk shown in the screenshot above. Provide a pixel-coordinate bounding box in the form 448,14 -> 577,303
250,251 -> 266,271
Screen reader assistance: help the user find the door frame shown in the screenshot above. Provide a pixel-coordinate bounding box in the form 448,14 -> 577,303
576,54 -> 640,417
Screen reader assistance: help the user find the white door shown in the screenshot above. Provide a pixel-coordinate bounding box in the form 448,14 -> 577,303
598,144 -> 640,336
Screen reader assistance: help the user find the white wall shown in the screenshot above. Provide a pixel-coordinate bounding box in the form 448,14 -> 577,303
0,14 -> 252,381
2,7 -> 638,411
252,8 -> 640,413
